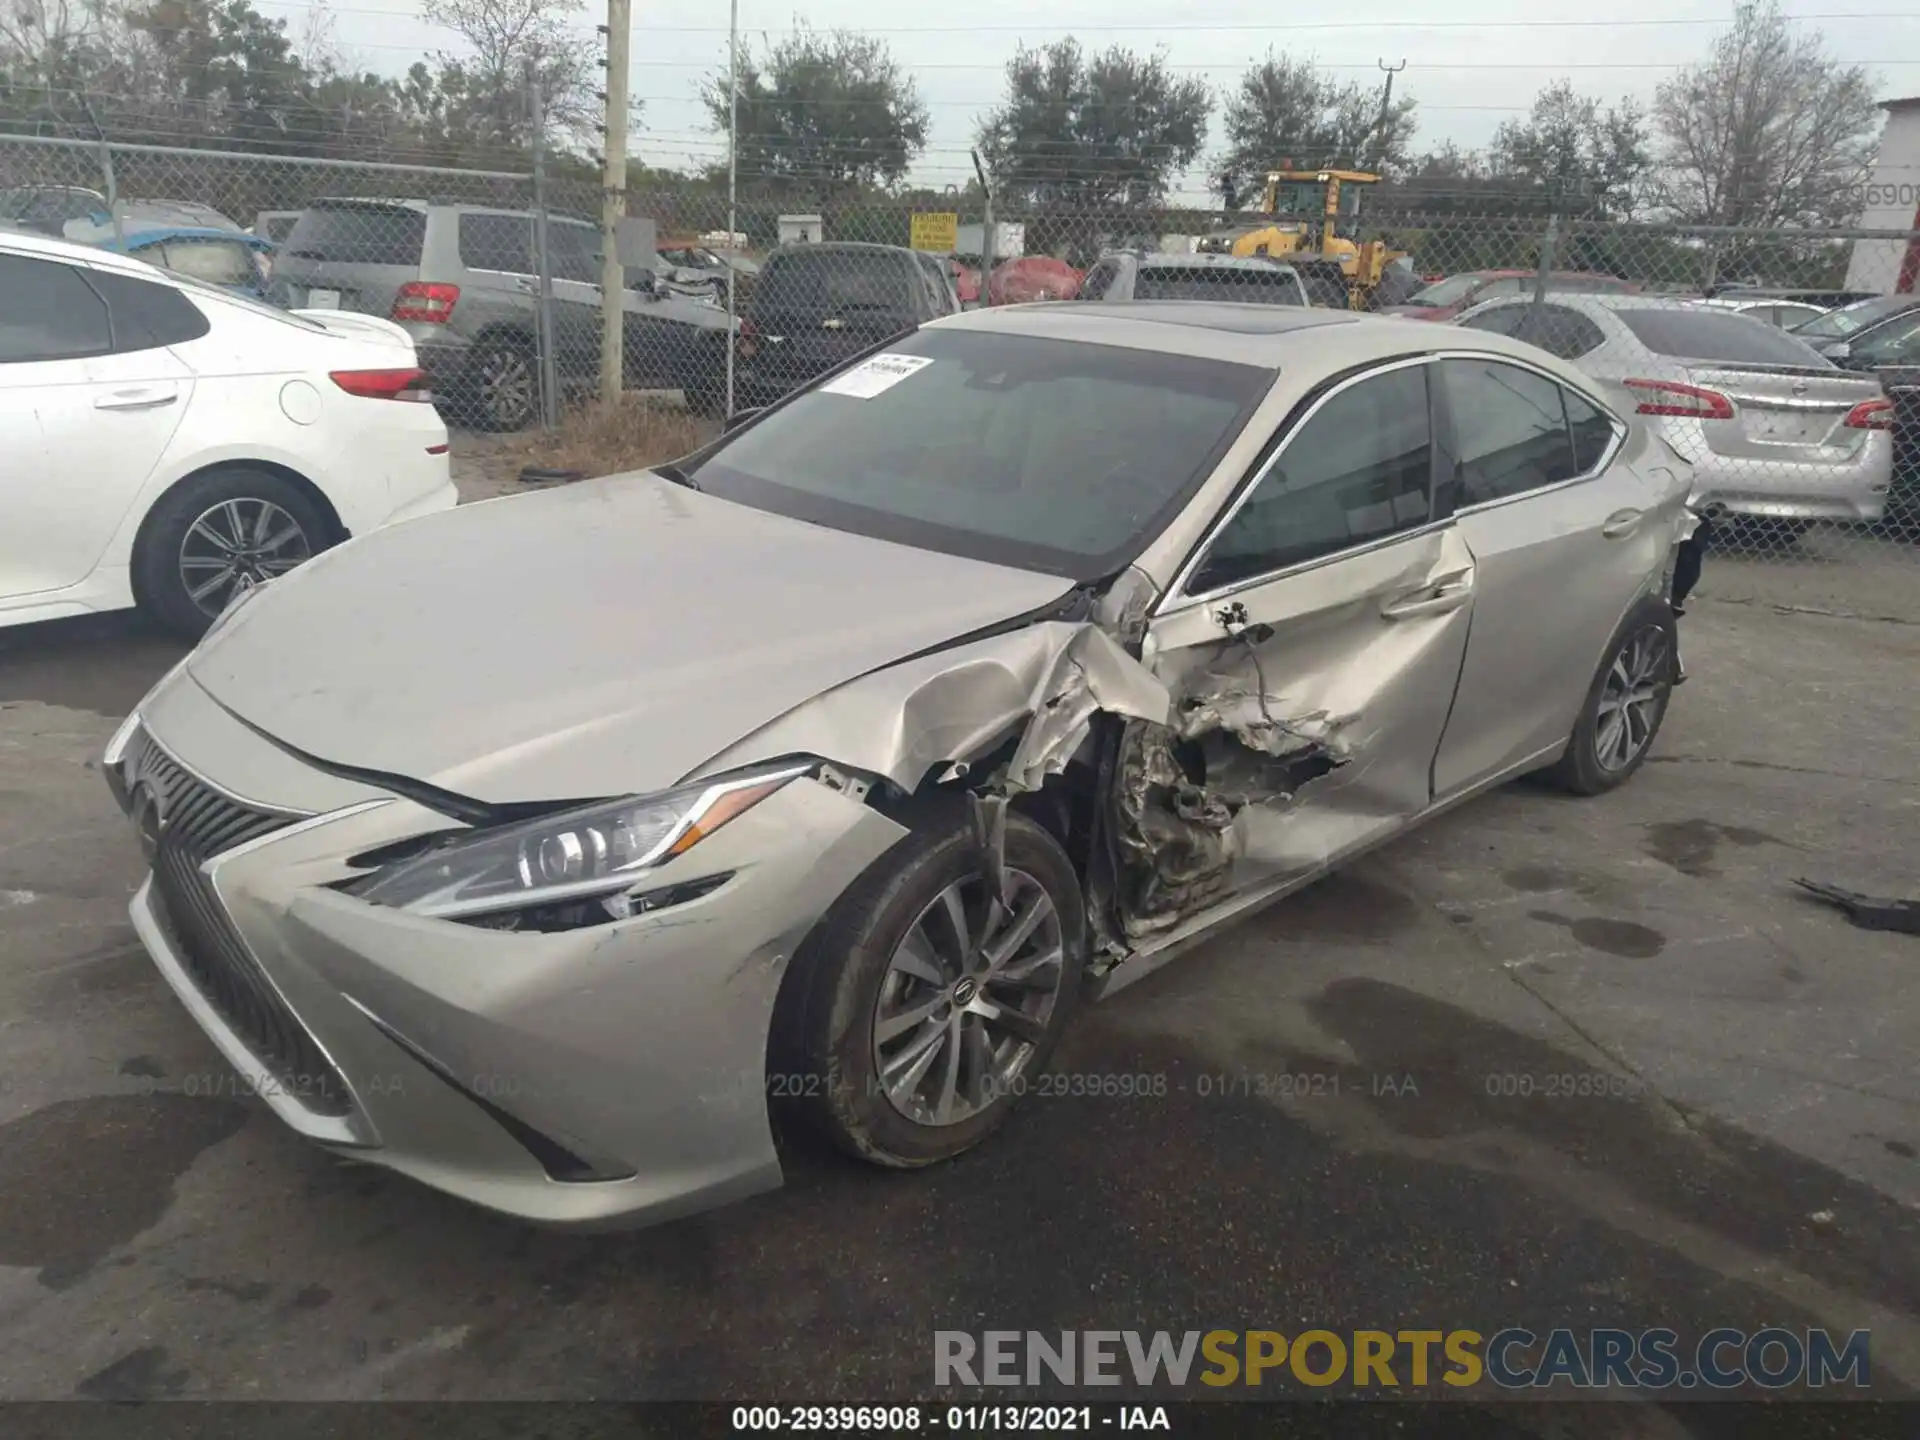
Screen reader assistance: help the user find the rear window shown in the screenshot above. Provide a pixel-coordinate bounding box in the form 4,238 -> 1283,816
756,250 -> 915,313
1134,267 -> 1302,304
282,204 -> 425,266
1614,308 -> 1832,367
149,238 -> 258,288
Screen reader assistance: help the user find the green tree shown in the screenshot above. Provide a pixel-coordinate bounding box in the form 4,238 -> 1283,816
701,27 -> 928,201
419,0 -> 598,152
1215,51 -> 1417,202
1489,79 -> 1651,219
978,38 -> 1210,208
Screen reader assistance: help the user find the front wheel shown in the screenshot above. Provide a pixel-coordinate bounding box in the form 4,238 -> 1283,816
774,809 -> 1086,1167
1546,596 -> 1677,796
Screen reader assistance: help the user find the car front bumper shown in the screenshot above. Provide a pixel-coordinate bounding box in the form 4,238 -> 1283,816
107,672 -> 907,1228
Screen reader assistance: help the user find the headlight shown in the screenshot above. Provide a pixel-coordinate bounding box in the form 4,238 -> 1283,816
352,763 -> 807,920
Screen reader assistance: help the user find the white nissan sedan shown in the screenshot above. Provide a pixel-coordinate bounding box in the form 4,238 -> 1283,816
0,227 -> 456,636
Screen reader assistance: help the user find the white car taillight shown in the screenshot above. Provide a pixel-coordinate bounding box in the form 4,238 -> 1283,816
1843,397 -> 1894,430
1623,378 -> 1735,420
331,368 -> 434,403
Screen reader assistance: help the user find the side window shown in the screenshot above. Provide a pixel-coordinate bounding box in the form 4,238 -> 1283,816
458,213 -> 532,274
1190,365 -> 1434,593
1079,260 -> 1121,300
1459,306 -> 1524,336
547,223 -> 603,284
1564,388 -> 1618,473
913,253 -> 951,315
1513,304 -> 1606,360
0,253 -> 112,362
1437,359 -> 1581,508
89,269 -> 212,349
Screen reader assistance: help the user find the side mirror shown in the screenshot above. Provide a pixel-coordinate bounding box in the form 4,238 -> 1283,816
1823,341 -> 1852,363
627,267 -> 656,293
724,406 -> 763,433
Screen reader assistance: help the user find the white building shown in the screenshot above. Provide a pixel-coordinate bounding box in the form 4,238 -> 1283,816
1845,96 -> 1920,293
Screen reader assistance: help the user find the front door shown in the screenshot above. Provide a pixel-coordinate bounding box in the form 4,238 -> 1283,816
1129,359 -> 1475,930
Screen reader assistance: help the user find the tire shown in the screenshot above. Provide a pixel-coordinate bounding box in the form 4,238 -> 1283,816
1546,595 -> 1678,796
132,467 -> 336,639
461,336 -> 539,432
774,806 -> 1087,1168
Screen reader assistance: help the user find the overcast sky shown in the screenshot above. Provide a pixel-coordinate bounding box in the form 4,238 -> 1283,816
256,0 -> 1920,197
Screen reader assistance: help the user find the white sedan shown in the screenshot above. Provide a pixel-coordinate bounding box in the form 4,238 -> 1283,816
1,227 -> 456,636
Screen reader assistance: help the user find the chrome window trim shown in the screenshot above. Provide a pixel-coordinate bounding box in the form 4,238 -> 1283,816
1159,346 -> 1627,614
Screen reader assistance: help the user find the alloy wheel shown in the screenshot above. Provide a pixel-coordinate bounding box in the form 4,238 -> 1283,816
1594,624 -> 1670,772
872,869 -> 1067,1127
480,348 -> 535,429
177,497 -> 313,617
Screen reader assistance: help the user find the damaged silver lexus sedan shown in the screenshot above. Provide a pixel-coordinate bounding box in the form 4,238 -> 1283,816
106,303 -> 1693,1228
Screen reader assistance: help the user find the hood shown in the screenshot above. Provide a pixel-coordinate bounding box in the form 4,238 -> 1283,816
186,473 -> 1075,802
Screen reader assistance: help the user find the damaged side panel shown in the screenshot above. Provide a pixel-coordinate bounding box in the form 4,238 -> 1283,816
696,530 -> 1476,952
1116,526 -> 1478,936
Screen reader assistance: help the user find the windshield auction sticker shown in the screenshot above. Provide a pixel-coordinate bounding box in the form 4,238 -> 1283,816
820,353 -> 935,399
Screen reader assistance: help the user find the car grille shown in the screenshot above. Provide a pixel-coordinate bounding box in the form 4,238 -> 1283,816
122,728 -> 354,1118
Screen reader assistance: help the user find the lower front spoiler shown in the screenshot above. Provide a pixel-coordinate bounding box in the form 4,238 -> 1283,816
128,875 -> 785,1230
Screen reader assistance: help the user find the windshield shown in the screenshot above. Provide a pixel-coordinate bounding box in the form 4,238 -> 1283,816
1404,274 -> 1484,308
684,329 -> 1271,579
158,261 -> 322,329
282,204 -> 426,265
1133,267 -> 1302,304
1793,295 -> 1913,340
1614,307 -> 1833,367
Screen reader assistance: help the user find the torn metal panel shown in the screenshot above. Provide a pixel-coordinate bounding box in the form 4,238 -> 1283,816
1001,625 -> 1174,795
687,620 -> 1170,797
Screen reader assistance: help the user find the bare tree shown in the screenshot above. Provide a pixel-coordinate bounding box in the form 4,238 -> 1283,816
1490,80 -> 1651,218
1653,0 -> 1878,226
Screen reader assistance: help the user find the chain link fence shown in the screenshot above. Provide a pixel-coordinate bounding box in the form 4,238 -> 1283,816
5,134 -> 1919,609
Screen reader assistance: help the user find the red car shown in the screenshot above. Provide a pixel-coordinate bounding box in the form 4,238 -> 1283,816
987,255 -> 1083,305
1385,269 -> 1641,321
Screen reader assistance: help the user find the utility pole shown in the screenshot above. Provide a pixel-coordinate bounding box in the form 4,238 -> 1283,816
724,0 -> 739,416
598,0 -> 632,405
528,66 -> 560,431
1371,60 -> 1406,173
971,149 -> 994,306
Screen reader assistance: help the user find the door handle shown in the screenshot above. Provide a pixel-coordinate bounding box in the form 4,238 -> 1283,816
95,387 -> 178,412
1602,508 -> 1645,539
1381,577 -> 1473,621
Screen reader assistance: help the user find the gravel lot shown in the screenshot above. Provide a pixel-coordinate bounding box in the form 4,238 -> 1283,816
2,463 -> 1917,1427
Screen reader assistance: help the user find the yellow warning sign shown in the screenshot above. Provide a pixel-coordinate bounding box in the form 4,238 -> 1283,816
910,212 -> 959,253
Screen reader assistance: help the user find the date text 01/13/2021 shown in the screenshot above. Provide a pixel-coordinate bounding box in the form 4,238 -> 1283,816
730,1406 -> 1171,1431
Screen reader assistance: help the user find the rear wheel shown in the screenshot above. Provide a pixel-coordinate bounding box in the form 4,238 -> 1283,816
133,467 -> 335,639
1547,596 -> 1677,796
774,809 -> 1086,1167
462,337 -> 538,431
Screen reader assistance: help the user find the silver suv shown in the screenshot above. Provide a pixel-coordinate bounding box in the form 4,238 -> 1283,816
269,198 -> 733,429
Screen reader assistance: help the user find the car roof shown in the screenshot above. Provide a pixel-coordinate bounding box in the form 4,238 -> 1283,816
932,302 -> 1596,375
0,223 -> 175,280
112,226 -> 271,248
768,241 -> 915,258
1130,252 -> 1297,272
